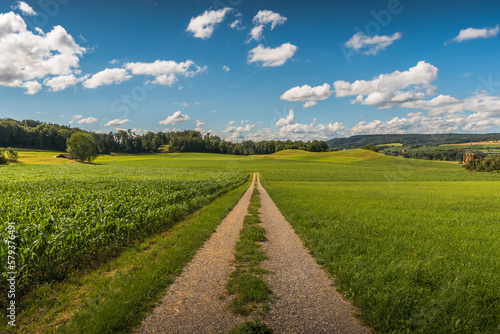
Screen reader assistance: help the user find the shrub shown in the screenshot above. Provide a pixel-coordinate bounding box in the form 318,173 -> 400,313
6,147 -> 18,161
0,148 -> 6,164
362,145 -> 379,153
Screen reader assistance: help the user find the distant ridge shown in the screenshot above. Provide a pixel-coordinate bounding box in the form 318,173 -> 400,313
327,133 -> 500,149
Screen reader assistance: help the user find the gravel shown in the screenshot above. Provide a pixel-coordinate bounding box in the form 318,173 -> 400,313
257,174 -> 372,333
136,173 -> 372,333
135,175 -> 256,334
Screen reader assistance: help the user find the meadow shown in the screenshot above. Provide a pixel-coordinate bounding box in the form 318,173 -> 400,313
1,149 -> 499,333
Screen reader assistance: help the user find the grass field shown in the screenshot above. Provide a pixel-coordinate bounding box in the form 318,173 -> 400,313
1,149 -> 499,333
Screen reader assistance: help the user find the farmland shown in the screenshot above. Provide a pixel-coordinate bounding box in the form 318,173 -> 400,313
1,149 -> 499,333
0,164 -> 246,297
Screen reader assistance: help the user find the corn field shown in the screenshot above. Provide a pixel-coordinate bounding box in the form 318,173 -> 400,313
0,165 -> 247,299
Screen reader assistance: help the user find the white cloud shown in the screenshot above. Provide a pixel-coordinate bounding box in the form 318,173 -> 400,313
280,83 -> 331,107
22,80 -> 42,95
159,111 -> 190,125
77,117 -> 98,124
303,101 -> 318,108
83,68 -> 131,89
109,59 -> 119,65
125,59 -> 206,86
230,17 -> 244,30
345,32 -> 401,55
69,115 -> 82,124
186,7 -> 232,39
223,122 -> 256,141
195,119 -> 206,132
334,61 -> 438,108
222,65 -> 230,72
450,25 -> 499,43
0,12 -> 85,93
248,43 -> 298,67
11,1 -> 37,16
243,119 -> 346,142
248,10 -> 287,42
44,74 -> 87,92
104,119 -> 131,126
274,108 -> 295,127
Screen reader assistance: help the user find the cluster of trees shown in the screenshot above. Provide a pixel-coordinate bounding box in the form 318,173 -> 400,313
388,149 -> 486,162
327,133 -> 500,150
0,147 -> 19,164
0,118 -> 329,156
362,145 -> 379,152
464,157 -> 500,172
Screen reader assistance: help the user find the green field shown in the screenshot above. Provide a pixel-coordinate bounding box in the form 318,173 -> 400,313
1,149 -> 499,333
0,164 -> 246,295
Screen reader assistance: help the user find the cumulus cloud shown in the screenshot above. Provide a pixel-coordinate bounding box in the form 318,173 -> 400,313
186,7 -> 232,39
243,119 -> 346,142
77,117 -> 98,124
22,80 -> 42,95
104,119 -> 131,127
248,43 -> 298,67
303,101 -> 318,108
274,108 -> 295,127
159,111 -> 190,125
0,12 -> 85,93
125,59 -> 206,86
44,74 -> 87,92
222,65 -> 230,72
224,122 -> 256,140
334,61 -> 438,108
248,10 -> 287,42
229,19 -> 245,30
280,83 -> 331,107
449,25 -> 499,43
195,119 -> 206,132
83,68 -> 131,89
69,115 -> 82,124
11,1 -> 37,16
345,32 -> 401,55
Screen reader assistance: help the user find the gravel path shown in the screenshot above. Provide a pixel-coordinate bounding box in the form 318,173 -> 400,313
135,175 -> 256,334
257,174 -> 372,333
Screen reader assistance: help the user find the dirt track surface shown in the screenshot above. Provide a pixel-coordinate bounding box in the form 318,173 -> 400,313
136,173 -> 371,333
135,175 -> 256,334
257,175 -> 371,333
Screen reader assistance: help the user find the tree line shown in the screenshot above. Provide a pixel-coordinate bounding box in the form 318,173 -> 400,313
0,118 -> 329,155
327,133 -> 500,150
464,156 -> 500,172
390,149 -> 486,162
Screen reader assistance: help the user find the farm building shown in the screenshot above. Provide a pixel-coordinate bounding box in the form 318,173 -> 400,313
463,152 -> 476,164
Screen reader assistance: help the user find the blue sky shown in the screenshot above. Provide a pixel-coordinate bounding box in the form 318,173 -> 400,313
1,0 -> 500,141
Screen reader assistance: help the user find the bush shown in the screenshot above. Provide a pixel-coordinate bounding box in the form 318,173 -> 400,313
0,148 -> 6,164
362,145 -> 379,153
6,147 -> 18,161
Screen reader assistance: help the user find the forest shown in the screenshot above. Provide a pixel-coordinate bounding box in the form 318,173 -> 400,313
0,119 -> 329,155
327,133 -> 500,149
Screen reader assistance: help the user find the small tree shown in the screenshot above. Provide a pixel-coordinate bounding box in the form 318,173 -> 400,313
362,145 -> 379,153
6,147 -> 18,162
66,133 -> 98,163
0,148 -> 6,164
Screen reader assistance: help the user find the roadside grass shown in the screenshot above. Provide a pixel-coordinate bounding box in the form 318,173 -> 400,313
225,184 -> 272,317
229,321 -> 273,334
1,176 -> 251,334
263,180 -> 500,333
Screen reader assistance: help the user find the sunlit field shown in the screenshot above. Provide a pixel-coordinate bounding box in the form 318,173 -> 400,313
2,149 -> 499,333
